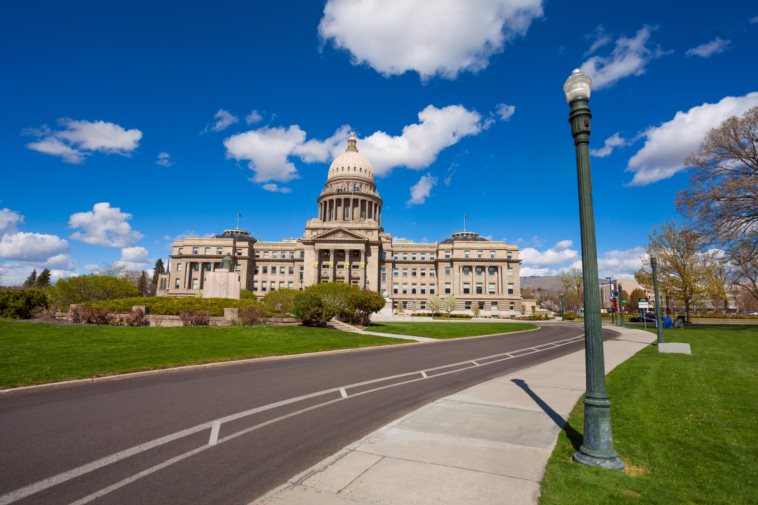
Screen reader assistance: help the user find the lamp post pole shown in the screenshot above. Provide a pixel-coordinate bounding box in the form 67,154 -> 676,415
618,281 -> 625,327
606,277 -> 615,325
651,256 -> 664,344
560,293 -> 565,320
563,69 -> 624,470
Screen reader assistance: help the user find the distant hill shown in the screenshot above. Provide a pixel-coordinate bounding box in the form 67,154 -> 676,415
520,275 -> 562,291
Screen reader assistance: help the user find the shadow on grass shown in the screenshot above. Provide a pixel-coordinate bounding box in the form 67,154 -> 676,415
511,378 -> 583,451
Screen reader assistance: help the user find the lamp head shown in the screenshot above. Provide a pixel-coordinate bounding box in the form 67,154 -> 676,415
563,68 -> 592,103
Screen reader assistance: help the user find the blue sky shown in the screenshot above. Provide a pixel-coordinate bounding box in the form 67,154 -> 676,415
1,1 -> 756,285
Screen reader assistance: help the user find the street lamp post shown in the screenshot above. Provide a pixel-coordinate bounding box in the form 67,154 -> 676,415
618,281 -> 625,327
560,293 -> 565,320
606,277 -> 615,325
563,69 -> 624,470
651,256 -> 664,344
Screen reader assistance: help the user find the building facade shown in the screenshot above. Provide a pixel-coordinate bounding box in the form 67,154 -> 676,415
156,134 -> 525,314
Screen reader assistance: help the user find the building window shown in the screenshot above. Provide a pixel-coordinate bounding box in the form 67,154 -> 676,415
403,253 -> 408,260
393,283 -> 399,294
507,252 -> 513,260
463,282 -> 470,294
263,251 -> 269,258
300,251 -> 305,259
478,301 -> 485,310
430,286 -> 436,294
411,285 -> 417,294
420,268 -> 426,277
290,252 -> 295,259
205,264 -> 212,271
508,283 -> 514,295
489,251 -> 496,259
510,302 -> 515,310
205,247 -> 210,255
444,251 -> 451,259
235,265 -> 241,272
488,266 -> 497,275
193,264 -> 200,271
508,267 -> 513,276
176,263 -> 182,272
402,284 -> 408,294
381,267 -> 387,282
420,254 -> 426,260
192,247 -> 198,255
261,284 -> 267,292
475,267 -> 484,276
174,278 -> 180,289
492,302 -> 498,311
444,267 -> 451,275
217,247 -> 223,255
420,302 -> 426,310
420,286 -> 426,295
178,248 -> 183,255
255,252 -> 260,258
430,254 -> 436,260
412,253 -> 417,260
477,250 -> 483,258
464,250 -> 470,258
393,268 -> 399,277
288,281 -> 293,288
279,281 -> 285,288
236,248 -> 243,256
465,301 -> 472,310
430,268 -> 436,277
280,266 -> 286,274
253,282 -> 258,291
192,279 -> 199,289
411,268 -> 417,277
462,266 -> 472,275
288,266 -> 294,275
444,283 -> 451,294
270,281 -> 276,290
488,283 -> 496,294
393,253 -> 399,260
262,266 -> 268,274
475,283 -> 483,294
402,268 -> 408,277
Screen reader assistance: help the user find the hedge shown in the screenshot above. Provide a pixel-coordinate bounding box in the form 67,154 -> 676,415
0,289 -> 49,319
82,297 -> 263,316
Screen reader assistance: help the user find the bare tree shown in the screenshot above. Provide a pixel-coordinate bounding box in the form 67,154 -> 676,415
560,267 -> 583,313
676,106 -> 758,244
728,240 -> 758,302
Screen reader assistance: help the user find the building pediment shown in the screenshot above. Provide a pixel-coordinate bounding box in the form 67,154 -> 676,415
312,228 -> 368,242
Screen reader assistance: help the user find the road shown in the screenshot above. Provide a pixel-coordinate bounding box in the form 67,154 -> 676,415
0,323 -> 615,505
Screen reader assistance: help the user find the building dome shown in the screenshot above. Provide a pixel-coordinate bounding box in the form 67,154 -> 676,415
327,132 -> 374,182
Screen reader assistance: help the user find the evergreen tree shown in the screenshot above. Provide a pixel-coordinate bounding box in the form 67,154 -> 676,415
23,269 -> 37,288
36,269 -> 52,288
137,271 -> 149,297
150,258 -> 165,296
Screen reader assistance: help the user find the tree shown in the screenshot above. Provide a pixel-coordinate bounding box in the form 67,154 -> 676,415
676,106 -> 758,245
727,240 -> 758,303
703,252 -> 730,313
560,267 -> 583,313
137,271 -> 149,297
635,221 -> 708,322
262,288 -> 299,315
151,258 -> 165,296
23,269 -> 37,288
50,275 -> 139,306
427,295 -> 442,314
36,269 -> 51,288
441,295 -> 457,317
627,288 -> 646,311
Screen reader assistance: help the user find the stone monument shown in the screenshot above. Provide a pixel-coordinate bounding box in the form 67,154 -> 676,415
202,253 -> 241,299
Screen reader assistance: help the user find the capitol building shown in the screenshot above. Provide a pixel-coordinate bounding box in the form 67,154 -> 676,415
156,134 -> 526,315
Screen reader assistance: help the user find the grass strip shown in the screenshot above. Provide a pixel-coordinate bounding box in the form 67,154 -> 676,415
0,319 -> 405,389
539,325 -> 758,505
367,321 -> 537,339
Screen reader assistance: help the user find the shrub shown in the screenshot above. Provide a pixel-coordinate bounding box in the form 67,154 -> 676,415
125,309 -> 149,327
82,296 -> 262,317
179,311 -> 210,326
293,291 -> 336,327
240,289 -> 256,300
239,305 -> 265,325
0,289 -> 49,319
563,312 -> 577,320
304,282 -> 354,319
521,313 -> 551,321
78,306 -> 114,325
346,290 -> 386,325
262,288 -> 298,315
51,275 -> 139,306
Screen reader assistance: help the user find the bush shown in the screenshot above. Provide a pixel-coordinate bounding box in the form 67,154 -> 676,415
73,306 -> 114,325
262,288 -> 298,315
521,313 -> 551,321
125,309 -> 149,327
51,275 -> 139,306
293,291 -> 336,327
304,282 -> 355,319
82,296 -> 262,317
346,290 -> 386,325
179,311 -> 210,326
239,305 -> 265,325
0,289 -> 49,319
240,289 -> 256,300
562,312 -> 577,320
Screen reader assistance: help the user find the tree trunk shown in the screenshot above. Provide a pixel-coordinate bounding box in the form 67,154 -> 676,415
684,298 -> 691,324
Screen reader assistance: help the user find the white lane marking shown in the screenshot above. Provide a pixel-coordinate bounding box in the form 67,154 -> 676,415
471,361 -> 480,366
339,387 -> 348,398
2,331 -> 588,505
208,421 -> 221,446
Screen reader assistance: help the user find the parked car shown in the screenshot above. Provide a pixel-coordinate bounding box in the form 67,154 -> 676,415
629,312 -> 657,323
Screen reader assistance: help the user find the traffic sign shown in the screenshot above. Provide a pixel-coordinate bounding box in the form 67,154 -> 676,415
612,290 -> 619,297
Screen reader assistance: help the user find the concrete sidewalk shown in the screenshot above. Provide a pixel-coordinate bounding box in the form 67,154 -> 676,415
253,326 -> 655,505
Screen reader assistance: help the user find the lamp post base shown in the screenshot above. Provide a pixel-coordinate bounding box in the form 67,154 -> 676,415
573,449 -> 625,470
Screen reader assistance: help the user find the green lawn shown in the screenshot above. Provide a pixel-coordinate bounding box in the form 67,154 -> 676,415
540,325 -> 758,505
0,319 -> 405,389
367,321 -> 537,338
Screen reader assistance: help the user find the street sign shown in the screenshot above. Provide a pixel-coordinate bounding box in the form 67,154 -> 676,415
612,290 -> 619,297
638,299 -> 649,309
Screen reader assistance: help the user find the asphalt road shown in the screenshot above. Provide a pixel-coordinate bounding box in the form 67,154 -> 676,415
0,323 -> 616,505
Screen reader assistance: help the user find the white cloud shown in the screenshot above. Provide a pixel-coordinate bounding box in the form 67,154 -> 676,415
407,174 -> 438,206
584,25 -> 612,57
205,109 -> 239,132
495,103 -> 516,121
686,37 -> 731,58
245,110 -> 263,124
520,266 -> 551,276
626,92 -> 758,185
0,232 -> 69,262
0,208 -> 23,235
580,26 -> 664,90
0,261 -> 76,286
69,202 -> 143,247
591,132 -> 628,158
597,247 -> 647,279
43,253 -> 76,270
156,152 -> 174,167
520,240 -> 578,266
25,119 -> 141,163
262,183 -> 292,194
114,246 -> 151,271
319,0 -> 543,80
223,104 -> 487,186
